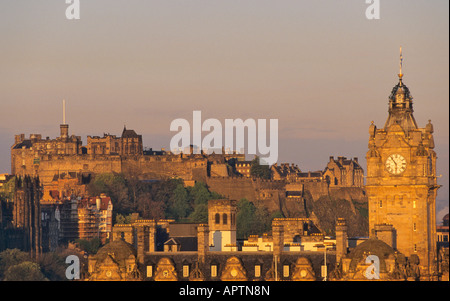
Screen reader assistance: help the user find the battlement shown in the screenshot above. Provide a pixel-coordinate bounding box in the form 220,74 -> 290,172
274,218 -> 312,222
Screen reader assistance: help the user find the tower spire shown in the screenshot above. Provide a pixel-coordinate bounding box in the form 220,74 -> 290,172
398,46 -> 403,80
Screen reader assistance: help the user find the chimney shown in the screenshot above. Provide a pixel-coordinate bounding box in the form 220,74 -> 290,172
329,156 -> 334,162
353,157 -> 358,163
14,134 -> 25,145
272,223 -> 284,262
148,220 -> 157,252
197,224 -> 209,263
135,224 -> 145,264
335,218 -> 348,263
373,224 -> 396,249
95,198 -> 101,210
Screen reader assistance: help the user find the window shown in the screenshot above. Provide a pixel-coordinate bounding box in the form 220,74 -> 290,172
146,265 -> 153,277
283,265 -> 290,278
211,265 -> 217,277
414,244 -> 417,252
413,223 -> 417,231
379,200 -> 383,208
223,213 -> 228,225
413,200 -> 416,209
255,265 -> 261,278
183,265 -> 189,278
215,213 -> 220,224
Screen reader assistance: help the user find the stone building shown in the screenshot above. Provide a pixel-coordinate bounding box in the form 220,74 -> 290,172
10,123 -> 244,188
208,199 -> 237,251
271,163 -> 302,182
87,127 -> 143,156
365,65 -> 439,279
12,176 -> 42,259
437,214 -> 449,243
323,156 -> 364,188
77,195 -> 113,243
86,198 -> 334,281
87,238 -> 140,281
40,194 -> 113,248
235,161 -> 253,178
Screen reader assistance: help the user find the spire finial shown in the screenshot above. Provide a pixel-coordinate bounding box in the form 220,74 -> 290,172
63,99 -> 66,125
398,46 -> 403,80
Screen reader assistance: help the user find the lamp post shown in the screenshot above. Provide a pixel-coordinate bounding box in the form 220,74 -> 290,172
322,244 -> 333,281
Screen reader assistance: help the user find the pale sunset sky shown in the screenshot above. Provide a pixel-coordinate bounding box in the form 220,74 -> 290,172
0,1 -> 448,219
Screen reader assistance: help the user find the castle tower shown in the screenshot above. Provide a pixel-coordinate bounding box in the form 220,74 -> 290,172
208,199 -> 237,251
365,49 -> 439,279
60,99 -> 69,139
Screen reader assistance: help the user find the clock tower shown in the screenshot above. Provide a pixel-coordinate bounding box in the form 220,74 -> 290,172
366,50 -> 439,279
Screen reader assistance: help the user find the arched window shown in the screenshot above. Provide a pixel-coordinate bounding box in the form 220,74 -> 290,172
215,213 -> 220,224
223,213 -> 228,225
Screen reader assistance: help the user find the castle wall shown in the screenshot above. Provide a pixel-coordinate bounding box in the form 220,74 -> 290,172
206,177 -> 257,202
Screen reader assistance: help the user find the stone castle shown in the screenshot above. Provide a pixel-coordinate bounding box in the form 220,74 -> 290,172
10,119 -> 366,222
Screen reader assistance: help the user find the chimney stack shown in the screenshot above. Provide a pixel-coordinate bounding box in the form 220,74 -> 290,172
197,224 -> 209,263
272,223 -> 284,262
373,223 -> 396,249
336,218 -> 348,263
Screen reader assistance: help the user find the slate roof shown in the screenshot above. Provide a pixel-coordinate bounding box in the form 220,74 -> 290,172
12,139 -> 32,149
122,127 -> 140,138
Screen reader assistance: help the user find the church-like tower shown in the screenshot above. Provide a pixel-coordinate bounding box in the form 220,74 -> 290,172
208,199 -> 237,251
366,49 -> 439,279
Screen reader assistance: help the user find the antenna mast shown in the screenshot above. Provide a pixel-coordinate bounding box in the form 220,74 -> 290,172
63,99 -> 66,124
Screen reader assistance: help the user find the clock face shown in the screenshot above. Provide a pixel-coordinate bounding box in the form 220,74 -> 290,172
396,93 -> 405,102
385,154 -> 407,175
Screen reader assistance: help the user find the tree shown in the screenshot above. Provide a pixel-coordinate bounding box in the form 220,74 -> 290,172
236,199 -> 257,239
190,182 -> 211,206
115,213 -> 133,224
188,182 -> 223,223
37,252 -> 70,281
236,199 -> 282,239
250,156 -> 271,179
0,249 -> 30,279
88,173 -> 131,215
189,203 -> 208,223
75,238 -> 102,255
3,262 -> 47,281
0,177 -> 15,202
167,184 -> 191,220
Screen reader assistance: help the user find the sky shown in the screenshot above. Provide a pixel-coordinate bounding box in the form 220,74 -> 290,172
0,0 -> 448,220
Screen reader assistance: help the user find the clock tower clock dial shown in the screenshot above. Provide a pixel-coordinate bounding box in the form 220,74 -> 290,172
385,154 -> 406,175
